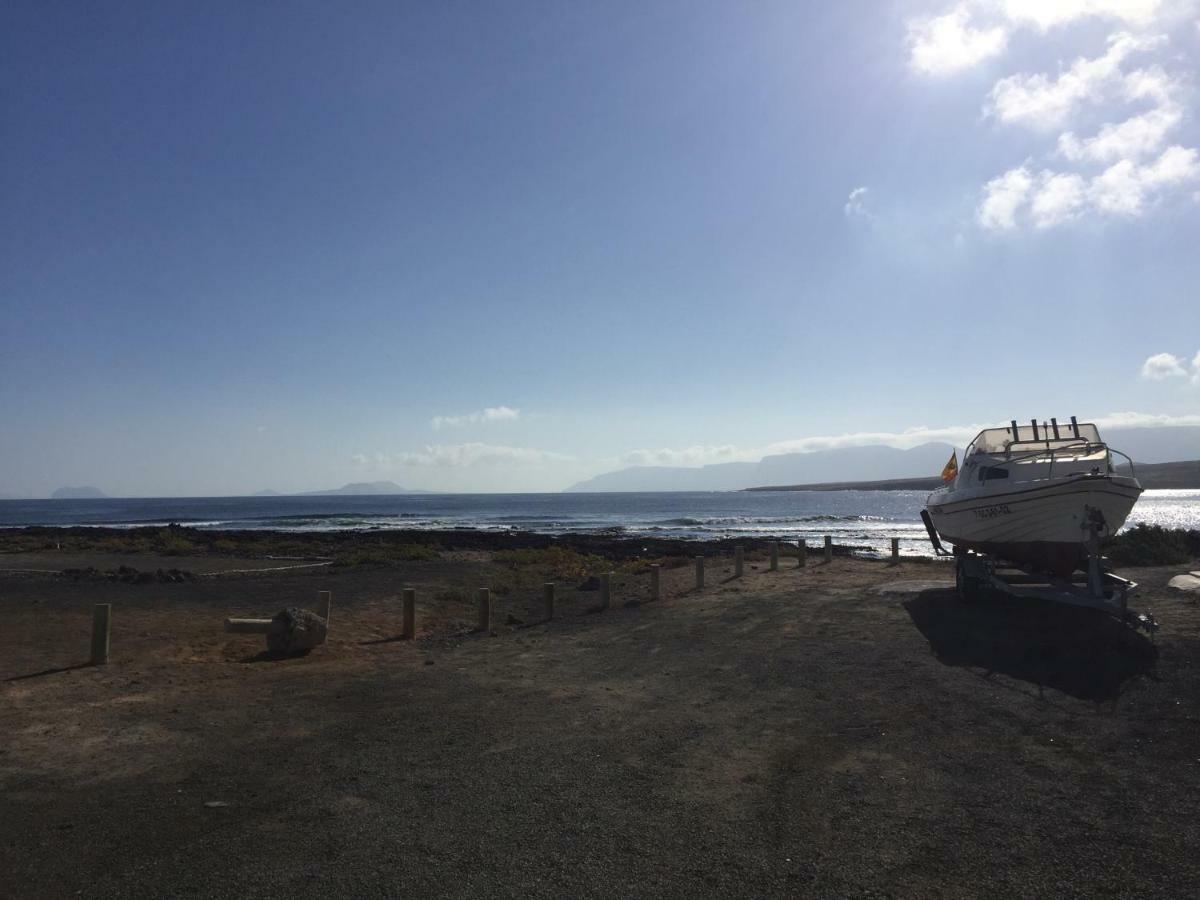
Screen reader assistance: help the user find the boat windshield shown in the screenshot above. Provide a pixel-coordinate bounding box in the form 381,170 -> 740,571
965,422 -> 1102,457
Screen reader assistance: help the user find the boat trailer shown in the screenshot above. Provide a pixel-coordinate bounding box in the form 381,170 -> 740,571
920,510 -> 1158,635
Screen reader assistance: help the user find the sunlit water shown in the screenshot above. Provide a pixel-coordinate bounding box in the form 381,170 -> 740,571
2,489 -> 1196,559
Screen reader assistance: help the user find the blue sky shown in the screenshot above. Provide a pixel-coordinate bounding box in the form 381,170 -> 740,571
2,1 -> 1199,496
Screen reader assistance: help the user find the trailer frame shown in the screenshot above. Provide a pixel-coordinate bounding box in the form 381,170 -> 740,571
920,509 -> 1158,635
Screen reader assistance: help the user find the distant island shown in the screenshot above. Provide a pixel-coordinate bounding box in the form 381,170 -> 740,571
744,459 -> 1200,492
50,486 -> 107,500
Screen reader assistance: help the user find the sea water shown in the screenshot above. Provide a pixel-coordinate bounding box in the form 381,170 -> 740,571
2,490 -> 1197,559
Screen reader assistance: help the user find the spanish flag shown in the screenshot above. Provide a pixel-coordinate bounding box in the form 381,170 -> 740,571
941,450 -> 958,483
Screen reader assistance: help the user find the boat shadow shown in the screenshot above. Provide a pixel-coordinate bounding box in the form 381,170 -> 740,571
904,587 -> 1157,703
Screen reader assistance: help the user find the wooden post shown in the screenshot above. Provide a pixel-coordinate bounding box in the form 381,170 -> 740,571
477,588 -> 491,632
543,582 -> 555,620
649,565 -> 661,601
891,537 -> 900,564
695,556 -> 705,589
734,546 -> 744,578
402,588 -> 416,640
769,541 -> 779,571
318,590 -> 332,624
600,573 -> 612,610
90,604 -> 111,666
824,535 -> 832,564
797,539 -> 807,568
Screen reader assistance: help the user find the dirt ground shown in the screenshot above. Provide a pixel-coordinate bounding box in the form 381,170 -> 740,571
2,543 -> 1198,898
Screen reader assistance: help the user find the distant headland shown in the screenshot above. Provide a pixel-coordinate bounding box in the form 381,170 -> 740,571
743,459 -> 1200,492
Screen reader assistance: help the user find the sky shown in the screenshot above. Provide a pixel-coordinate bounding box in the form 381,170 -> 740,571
2,0 -> 1199,496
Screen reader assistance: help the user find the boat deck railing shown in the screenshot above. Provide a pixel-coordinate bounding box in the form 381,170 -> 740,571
970,441 -> 1137,483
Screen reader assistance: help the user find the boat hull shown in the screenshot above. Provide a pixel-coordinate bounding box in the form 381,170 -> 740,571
925,475 -> 1142,576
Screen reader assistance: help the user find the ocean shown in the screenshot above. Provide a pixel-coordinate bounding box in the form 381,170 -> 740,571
2,489 -> 1197,559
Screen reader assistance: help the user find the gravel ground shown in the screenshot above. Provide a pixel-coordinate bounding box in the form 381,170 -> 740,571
2,551 -> 1198,898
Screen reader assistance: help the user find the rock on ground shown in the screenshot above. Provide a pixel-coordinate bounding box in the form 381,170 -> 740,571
265,607 -> 327,655
1167,573 -> 1200,592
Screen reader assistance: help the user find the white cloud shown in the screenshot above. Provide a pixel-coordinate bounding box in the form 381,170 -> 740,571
1058,66 -> 1182,162
762,426 -> 981,455
394,443 -> 570,467
1031,171 -> 1088,226
844,186 -> 874,220
979,145 -> 1199,227
909,6 -> 1008,75
1058,102 -> 1181,162
909,2 -> 1199,230
986,32 -> 1162,129
1089,145 -> 1200,214
978,165 -> 1034,229
1000,0 -> 1166,30
431,405 -> 520,430
1141,352 -> 1188,378
1096,410 -> 1200,427
1193,350 -> 1200,384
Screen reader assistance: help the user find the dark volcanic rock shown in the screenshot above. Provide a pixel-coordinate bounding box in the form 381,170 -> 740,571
265,607 -> 328,656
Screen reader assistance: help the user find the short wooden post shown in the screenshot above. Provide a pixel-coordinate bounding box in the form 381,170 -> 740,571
318,590 -> 332,624
649,565 -> 661,601
797,539 -> 807,568
402,588 -> 416,639
695,556 -> 705,589
90,604 -> 111,666
600,573 -> 612,610
734,546 -> 744,577
824,535 -> 833,564
543,582 -> 555,620
769,541 -> 779,571
477,588 -> 491,632
891,537 -> 900,564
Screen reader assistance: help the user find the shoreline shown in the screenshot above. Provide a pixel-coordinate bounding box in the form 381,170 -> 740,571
0,524 -> 869,569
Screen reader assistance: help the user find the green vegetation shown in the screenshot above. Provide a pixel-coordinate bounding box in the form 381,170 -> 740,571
1105,525 -> 1200,566
329,543 -> 440,568
155,527 -> 196,556
493,546 -> 610,581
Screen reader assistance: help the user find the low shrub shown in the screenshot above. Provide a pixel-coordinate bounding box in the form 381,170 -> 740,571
1105,525 -> 1199,566
154,527 -> 196,556
330,543 -> 439,568
492,546 -> 607,581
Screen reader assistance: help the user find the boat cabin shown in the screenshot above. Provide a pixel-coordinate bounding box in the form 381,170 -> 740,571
960,418 -> 1116,486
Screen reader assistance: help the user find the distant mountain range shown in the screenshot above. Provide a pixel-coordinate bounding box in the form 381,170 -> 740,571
566,443 -> 956,492
299,481 -> 435,496
50,486 -> 107,499
565,426 -> 1200,493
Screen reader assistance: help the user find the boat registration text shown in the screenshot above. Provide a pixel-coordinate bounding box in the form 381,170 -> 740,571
971,504 -> 1012,519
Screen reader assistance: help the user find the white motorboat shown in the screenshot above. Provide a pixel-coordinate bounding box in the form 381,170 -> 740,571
924,418 -> 1143,577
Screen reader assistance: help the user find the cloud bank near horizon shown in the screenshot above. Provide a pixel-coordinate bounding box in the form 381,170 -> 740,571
431,406 -> 521,430
352,411 -> 1200,482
